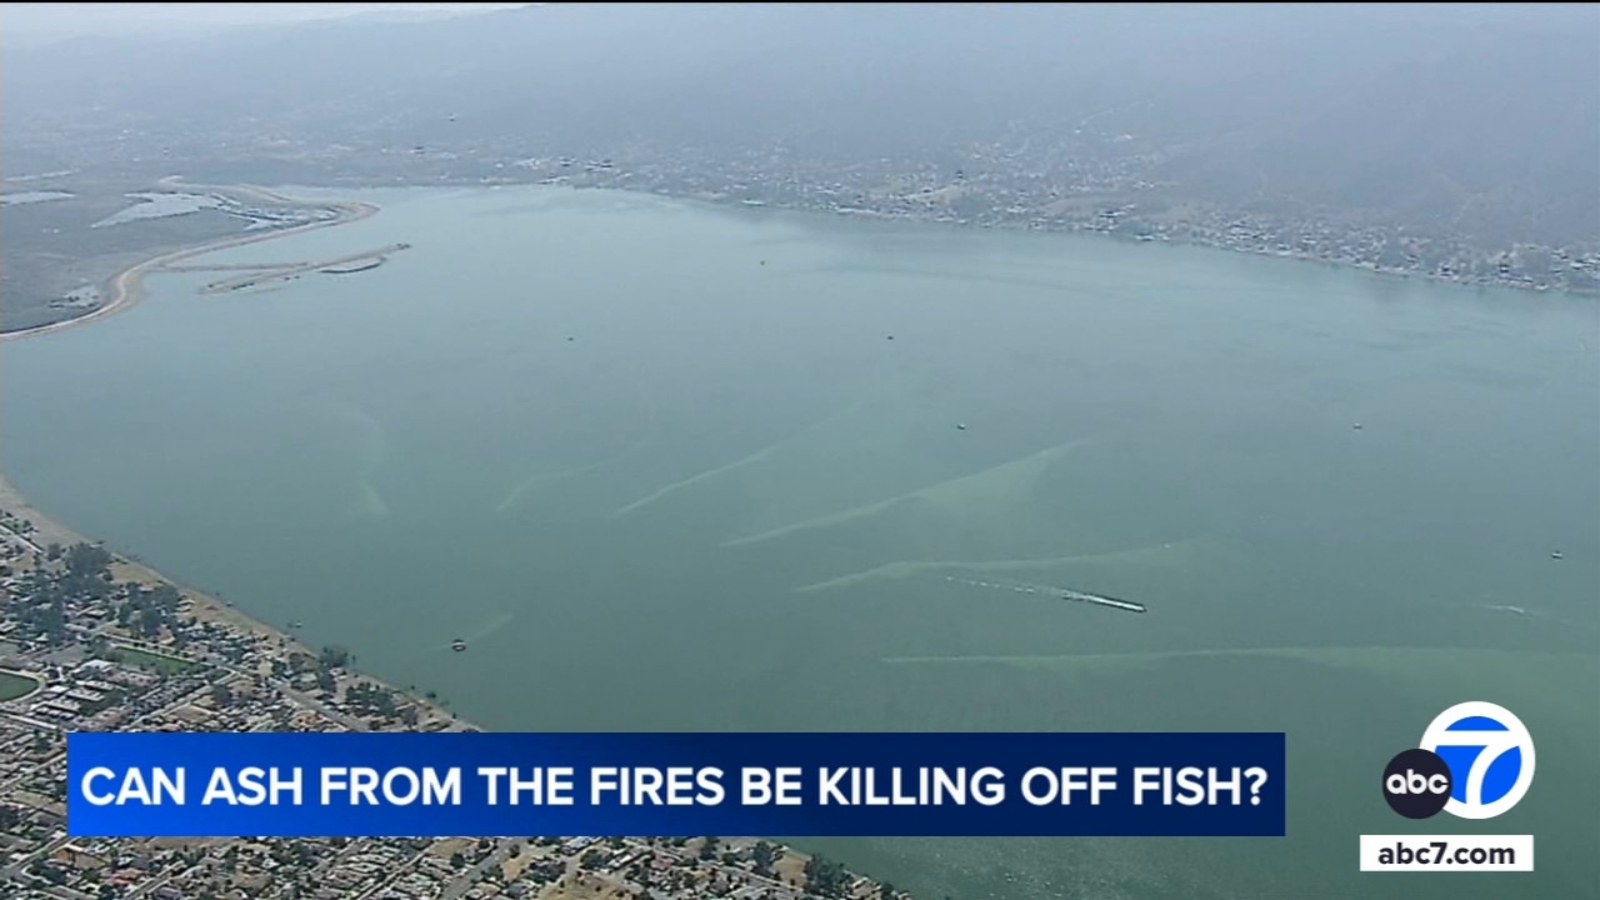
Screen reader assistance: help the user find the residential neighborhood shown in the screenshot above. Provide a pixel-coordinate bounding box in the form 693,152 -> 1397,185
0,503 -> 905,900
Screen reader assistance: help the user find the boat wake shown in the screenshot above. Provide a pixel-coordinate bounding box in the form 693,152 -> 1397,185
943,575 -> 1147,614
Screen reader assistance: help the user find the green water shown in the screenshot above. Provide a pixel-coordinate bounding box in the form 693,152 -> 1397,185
3,186 -> 1597,899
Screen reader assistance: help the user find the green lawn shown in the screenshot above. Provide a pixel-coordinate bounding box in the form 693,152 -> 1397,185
108,646 -> 201,675
0,670 -> 40,702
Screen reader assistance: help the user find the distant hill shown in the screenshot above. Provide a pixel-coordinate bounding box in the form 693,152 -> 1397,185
3,3 -> 1596,248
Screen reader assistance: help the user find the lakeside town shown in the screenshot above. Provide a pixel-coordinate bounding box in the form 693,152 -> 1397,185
502,150 -> 1598,295
7,126 -> 1594,343
0,498 -> 908,900
5,123 -> 1594,337
139,130 -> 1598,298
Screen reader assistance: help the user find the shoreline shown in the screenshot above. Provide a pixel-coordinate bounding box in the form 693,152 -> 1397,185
0,472 -> 470,729
292,175 -> 1595,299
2,465 -> 881,895
11,176 -> 1583,345
672,189 -> 1597,299
0,185 -> 400,715
0,183 -> 379,343
0,470 -> 302,648
0,177 -> 919,896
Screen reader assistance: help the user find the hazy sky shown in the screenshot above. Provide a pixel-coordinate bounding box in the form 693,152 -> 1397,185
0,3 -> 529,42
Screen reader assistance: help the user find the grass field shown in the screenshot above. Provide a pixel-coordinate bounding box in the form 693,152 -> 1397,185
108,646 -> 201,675
0,670 -> 41,702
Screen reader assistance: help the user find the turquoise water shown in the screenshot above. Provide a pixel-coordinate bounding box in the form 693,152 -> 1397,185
4,186 -> 1596,899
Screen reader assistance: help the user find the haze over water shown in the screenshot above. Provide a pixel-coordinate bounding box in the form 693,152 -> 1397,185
4,186 -> 1596,899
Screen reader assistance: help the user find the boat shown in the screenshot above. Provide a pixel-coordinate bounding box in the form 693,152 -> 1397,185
451,639 -> 467,652
1059,589 -> 1147,614
945,574 -> 1149,615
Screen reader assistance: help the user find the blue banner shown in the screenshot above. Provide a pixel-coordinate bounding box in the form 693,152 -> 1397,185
67,732 -> 1285,837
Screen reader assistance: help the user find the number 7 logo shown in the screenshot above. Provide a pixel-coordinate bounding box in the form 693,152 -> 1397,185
1419,701 -> 1536,820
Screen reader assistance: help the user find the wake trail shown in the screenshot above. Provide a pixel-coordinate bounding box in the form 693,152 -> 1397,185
607,395 -> 877,520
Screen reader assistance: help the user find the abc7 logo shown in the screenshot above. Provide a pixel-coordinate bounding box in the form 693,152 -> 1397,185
1382,701 -> 1536,820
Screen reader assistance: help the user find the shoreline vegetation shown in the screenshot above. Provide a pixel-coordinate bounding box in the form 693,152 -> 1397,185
0,183 -> 904,897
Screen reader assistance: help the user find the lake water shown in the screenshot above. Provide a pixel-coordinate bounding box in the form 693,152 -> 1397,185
4,185 -> 1596,899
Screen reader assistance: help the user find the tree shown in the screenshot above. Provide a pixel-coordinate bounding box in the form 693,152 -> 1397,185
751,840 -> 776,875
65,542 -> 113,577
150,584 -> 182,613
320,645 -> 351,669
450,851 -> 466,869
803,854 -> 849,898
42,596 -> 68,645
139,606 -> 163,639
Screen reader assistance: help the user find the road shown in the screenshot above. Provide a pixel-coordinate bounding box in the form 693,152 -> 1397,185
439,839 -> 526,900
0,518 -> 45,555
